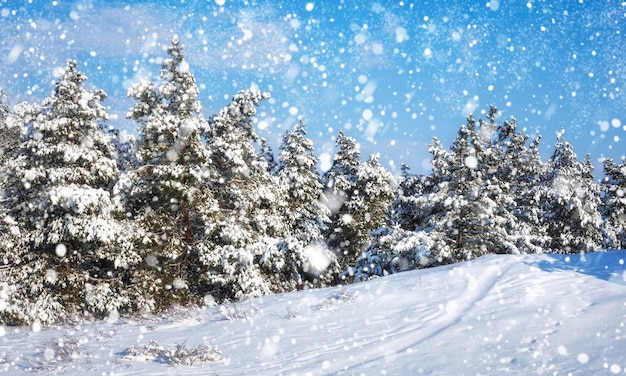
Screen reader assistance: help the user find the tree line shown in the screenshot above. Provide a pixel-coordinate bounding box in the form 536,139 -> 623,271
0,37 -> 624,326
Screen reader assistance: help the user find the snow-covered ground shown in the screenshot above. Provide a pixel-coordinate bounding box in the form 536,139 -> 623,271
1,251 -> 625,375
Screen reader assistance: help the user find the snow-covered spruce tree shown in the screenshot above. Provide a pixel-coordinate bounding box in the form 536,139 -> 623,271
200,89 -> 287,302
497,122 -> 549,252
120,36 -> 218,308
387,164 -> 429,231
258,138 -> 278,174
390,108 -> 545,268
358,137 -> 461,280
207,90 -> 286,245
602,158 -> 626,249
350,153 -> 396,243
440,109 -> 550,258
346,158 -> 435,282
345,137 -> 455,281
352,139 -> 468,281
0,92 -> 26,320
0,91 -> 24,196
429,115 -> 496,261
322,131 -> 361,266
277,119 -> 330,242
473,108 -> 548,254
400,137 -> 453,234
323,131 -> 396,271
0,91 -> 23,169
258,120 -> 340,290
0,61 -> 140,325
535,133 -> 607,253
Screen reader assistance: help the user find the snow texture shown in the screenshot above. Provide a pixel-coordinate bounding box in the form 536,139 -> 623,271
1,251 -> 625,374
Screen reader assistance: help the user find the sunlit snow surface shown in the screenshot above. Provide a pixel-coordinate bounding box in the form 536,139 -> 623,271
1,1 -> 624,174
1,251 -> 625,374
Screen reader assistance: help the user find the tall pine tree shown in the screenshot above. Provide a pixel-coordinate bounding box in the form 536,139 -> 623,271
1,61 -> 138,325
537,133 -> 606,253
602,158 -> 626,249
277,119 -> 329,241
0,91 -> 23,194
201,89 -> 287,301
120,36 -> 218,307
323,131 -> 395,269
322,131 -> 362,266
0,91 -> 22,167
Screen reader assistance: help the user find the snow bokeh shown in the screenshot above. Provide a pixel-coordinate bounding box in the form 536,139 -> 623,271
54,244 -> 66,258
0,1 -> 623,174
302,242 -> 332,273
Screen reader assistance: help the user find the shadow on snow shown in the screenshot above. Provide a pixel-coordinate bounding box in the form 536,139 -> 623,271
527,250 -> 626,286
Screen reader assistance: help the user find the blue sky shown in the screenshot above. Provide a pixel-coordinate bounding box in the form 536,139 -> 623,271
0,0 -> 624,175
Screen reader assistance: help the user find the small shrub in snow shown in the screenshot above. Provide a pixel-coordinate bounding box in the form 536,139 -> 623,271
258,237 -> 340,292
349,227 -> 451,282
315,289 -> 359,312
218,303 -> 254,321
27,335 -> 91,372
286,306 -> 300,319
123,340 -> 222,366
328,289 -> 358,304
202,244 -> 272,302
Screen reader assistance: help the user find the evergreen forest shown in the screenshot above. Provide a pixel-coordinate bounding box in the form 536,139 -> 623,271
1,38 -> 625,326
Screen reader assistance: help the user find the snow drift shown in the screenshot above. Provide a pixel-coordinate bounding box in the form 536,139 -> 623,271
1,250 -> 625,374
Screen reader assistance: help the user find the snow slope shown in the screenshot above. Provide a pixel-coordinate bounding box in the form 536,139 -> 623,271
1,251 -> 625,375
